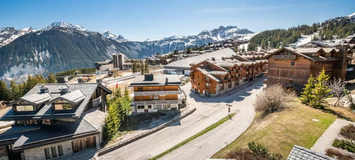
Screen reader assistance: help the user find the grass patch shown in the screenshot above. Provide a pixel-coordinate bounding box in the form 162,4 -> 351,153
327,106 -> 355,121
212,101 -> 336,158
149,113 -> 236,160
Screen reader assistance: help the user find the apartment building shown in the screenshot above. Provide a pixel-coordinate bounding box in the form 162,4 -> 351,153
190,57 -> 267,96
129,74 -> 186,114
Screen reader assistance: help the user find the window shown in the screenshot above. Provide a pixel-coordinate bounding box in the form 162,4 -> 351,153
198,83 -> 200,86
137,105 -> 144,109
44,148 -> 51,159
148,105 -> 152,109
51,146 -> 57,158
291,62 -> 295,66
16,105 -> 34,112
53,103 -> 73,110
53,99 -> 73,110
42,119 -> 51,125
58,145 -> 63,156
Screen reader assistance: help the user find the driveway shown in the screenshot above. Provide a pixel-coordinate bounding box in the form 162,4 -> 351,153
97,77 -> 265,160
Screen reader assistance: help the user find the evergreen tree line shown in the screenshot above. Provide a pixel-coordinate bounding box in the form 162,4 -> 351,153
103,87 -> 131,140
0,73 -> 56,101
248,18 -> 355,51
55,68 -> 96,76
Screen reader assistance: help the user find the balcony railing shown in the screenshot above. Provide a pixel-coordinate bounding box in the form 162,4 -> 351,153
134,90 -> 182,96
132,99 -> 180,105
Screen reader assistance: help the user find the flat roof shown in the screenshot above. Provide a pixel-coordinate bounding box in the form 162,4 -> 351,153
164,48 -> 236,70
130,74 -> 182,87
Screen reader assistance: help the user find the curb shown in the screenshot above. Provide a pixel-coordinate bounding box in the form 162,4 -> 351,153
97,107 -> 196,156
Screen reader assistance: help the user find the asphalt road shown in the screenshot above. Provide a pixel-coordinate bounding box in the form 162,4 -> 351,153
98,77 -> 265,160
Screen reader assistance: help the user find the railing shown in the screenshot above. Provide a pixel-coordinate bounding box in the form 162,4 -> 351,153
134,90 -> 182,96
92,96 -> 102,108
132,99 -> 180,105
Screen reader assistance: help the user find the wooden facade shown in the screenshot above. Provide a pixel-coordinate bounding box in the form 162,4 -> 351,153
266,47 -> 348,91
190,58 -> 267,96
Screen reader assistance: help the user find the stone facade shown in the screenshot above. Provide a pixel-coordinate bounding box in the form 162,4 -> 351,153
23,134 -> 100,160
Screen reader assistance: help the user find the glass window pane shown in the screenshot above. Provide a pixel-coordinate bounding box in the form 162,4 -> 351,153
44,148 -> 50,159
16,105 -> 34,112
58,145 -> 63,156
54,104 -> 73,110
51,147 -> 57,158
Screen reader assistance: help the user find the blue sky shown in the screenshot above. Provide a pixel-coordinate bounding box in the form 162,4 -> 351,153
0,0 -> 354,41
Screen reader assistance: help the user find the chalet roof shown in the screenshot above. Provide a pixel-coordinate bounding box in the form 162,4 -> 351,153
287,145 -> 334,160
19,93 -> 51,105
267,47 -> 336,61
322,48 -> 338,53
95,59 -> 112,65
196,68 -> 222,82
164,48 -> 236,70
49,90 -> 86,104
209,71 -> 228,75
1,83 -> 112,121
0,112 -> 102,150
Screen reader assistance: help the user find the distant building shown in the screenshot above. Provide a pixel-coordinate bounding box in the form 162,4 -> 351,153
164,48 -> 237,75
0,83 -> 112,160
129,74 -> 186,114
113,53 -> 125,70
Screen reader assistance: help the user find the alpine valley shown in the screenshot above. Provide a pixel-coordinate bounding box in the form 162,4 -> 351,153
0,22 -> 254,83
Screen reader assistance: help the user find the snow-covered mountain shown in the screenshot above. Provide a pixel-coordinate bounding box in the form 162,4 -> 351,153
0,22 -> 254,84
0,27 -> 36,47
44,21 -> 87,31
101,30 -> 127,42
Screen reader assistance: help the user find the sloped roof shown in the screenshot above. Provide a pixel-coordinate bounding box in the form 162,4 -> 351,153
1,83 -> 112,121
165,48 -> 236,69
196,68 -> 222,82
20,93 -> 51,105
51,90 -> 86,104
287,145 -> 334,160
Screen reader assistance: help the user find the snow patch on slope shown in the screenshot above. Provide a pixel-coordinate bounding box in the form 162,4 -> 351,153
1,63 -> 46,84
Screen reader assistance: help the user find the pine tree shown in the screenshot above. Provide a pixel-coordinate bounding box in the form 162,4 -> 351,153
47,73 -> 56,83
300,75 -> 315,104
140,61 -> 144,75
0,81 -> 10,101
144,62 -> 149,74
312,68 -> 332,108
132,62 -> 136,73
10,81 -> 20,100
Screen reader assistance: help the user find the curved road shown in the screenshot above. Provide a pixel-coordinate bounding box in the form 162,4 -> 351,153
98,77 -> 265,160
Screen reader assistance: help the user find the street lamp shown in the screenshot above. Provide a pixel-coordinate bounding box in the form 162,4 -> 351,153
226,104 -> 232,119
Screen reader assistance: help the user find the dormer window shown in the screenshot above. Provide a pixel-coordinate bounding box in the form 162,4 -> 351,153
52,99 -> 73,111
15,104 -> 34,112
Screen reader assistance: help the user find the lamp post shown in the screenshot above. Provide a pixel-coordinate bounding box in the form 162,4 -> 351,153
226,104 -> 232,119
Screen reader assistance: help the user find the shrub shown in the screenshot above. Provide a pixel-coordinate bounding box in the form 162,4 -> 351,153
248,142 -> 283,160
332,139 -> 355,153
340,124 -> 355,140
226,149 -> 267,160
326,148 -> 355,160
255,84 -> 295,115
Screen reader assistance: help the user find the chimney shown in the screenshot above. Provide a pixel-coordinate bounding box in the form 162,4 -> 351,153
78,77 -> 83,83
40,85 -> 49,93
165,77 -> 168,85
211,57 -> 215,61
96,77 -> 102,84
59,86 -> 69,95
144,74 -> 154,81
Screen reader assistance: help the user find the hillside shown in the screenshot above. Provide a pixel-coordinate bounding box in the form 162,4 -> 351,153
0,23 -> 254,83
248,14 -> 355,51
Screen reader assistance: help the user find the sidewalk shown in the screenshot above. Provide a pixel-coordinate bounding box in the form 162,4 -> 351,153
311,119 -> 355,154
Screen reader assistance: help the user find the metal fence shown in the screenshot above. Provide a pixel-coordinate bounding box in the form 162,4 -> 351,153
97,107 -> 196,156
